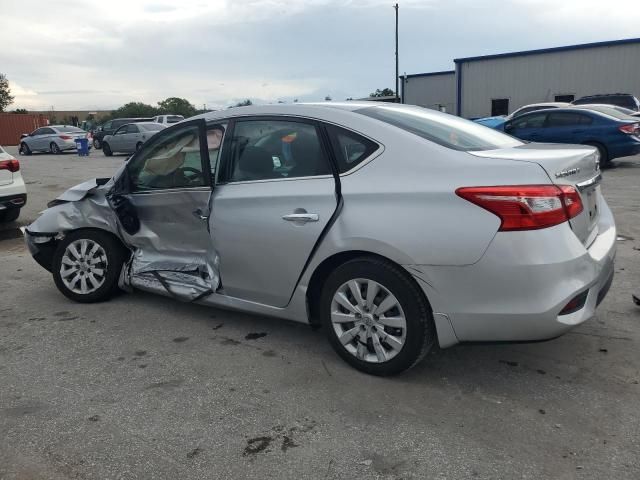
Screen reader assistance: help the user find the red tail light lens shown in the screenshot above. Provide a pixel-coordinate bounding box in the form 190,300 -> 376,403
0,159 -> 20,172
59,135 -> 73,140
456,185 -> 583,231
619,123 -> 640,134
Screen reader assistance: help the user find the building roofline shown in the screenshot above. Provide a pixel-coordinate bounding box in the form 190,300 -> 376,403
400,70 -> 455,79
454,37 -> 640,64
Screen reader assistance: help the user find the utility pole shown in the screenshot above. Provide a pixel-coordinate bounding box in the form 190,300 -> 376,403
394,3 -> 399,103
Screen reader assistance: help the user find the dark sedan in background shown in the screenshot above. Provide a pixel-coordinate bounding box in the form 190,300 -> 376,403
503,106 -> 640,165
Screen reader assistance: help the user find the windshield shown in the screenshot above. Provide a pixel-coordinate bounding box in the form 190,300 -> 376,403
141,123 -> 165,131
357,105 -> 523,151
57,126 -> 85,133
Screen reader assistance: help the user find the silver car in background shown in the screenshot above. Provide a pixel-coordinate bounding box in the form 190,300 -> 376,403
102,122 -> 166,156
24,103 -> 615,376
19,125 -> 88,155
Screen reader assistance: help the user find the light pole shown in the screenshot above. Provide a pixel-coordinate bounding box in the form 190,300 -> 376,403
394,3 -> 399,103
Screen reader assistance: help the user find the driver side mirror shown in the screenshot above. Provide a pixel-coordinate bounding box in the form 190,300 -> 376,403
504,122 -> 513,132
20,133 -> 28,139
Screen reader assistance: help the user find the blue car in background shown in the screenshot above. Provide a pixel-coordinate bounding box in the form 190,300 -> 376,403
503,106 -> 640,165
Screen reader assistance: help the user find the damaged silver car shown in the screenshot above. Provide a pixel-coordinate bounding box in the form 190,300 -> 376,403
25,103 -> 615,375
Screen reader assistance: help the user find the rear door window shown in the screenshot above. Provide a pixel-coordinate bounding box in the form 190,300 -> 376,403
224,119 -> 331,182
126,124 -> 140,134
326,125 -> 378,173
547,112 -> 592,127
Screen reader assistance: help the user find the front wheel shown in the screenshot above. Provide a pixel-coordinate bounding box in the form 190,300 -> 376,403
19,142 -> 32,156
93,138 -> 102,149
52,230 -> 127,303
320,256 -> 436,376
135,142 -> 143,151
50,142 -> 62,154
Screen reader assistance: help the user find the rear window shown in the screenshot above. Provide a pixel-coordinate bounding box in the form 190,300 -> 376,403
141,123 -> 164,131
357,106 -> 522,151
574,96 -> 637,110
579,106 -> 637,121
167,116 -> 184,123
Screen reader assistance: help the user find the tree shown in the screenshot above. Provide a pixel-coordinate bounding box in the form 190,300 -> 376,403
369,88 -> 395,98
0,73 -> 14,112
228,99 -> 253,108
109,102 -> 159,119
157,97 -> 198,117
12,108 -> 28,114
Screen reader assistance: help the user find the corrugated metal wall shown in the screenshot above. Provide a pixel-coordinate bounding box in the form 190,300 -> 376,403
402,73 -> 456,114
0,114 -> 48,146
460,42 -> 640,118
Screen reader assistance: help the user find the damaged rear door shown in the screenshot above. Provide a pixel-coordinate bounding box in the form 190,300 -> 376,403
110,119 -> 223,301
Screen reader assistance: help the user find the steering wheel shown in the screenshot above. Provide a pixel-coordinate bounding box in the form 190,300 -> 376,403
177,167 -> 204,184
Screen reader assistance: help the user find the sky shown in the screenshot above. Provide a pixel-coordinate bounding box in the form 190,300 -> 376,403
1,0 -> 639,111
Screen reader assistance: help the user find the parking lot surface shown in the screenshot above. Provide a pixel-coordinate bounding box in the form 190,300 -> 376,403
1,146 -> 639,479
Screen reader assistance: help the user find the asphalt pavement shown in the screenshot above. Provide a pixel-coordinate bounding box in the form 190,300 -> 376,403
1,146 -> 639,479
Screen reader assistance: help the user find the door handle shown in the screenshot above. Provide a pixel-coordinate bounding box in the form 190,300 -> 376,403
282,213 -> 319,223
192,208 -> 208,221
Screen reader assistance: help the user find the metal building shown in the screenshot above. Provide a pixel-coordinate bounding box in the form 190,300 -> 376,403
400,71 -> 456,113
402,37 -> 640,119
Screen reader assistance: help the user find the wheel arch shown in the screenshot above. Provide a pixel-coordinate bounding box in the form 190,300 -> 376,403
305,250 -> 433,327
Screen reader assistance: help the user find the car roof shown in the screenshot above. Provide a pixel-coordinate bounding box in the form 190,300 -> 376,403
577,93 -> 634,98
516,102 -> 569,108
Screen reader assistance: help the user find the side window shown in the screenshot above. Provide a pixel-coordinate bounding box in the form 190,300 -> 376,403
32,128 -> 44,136
115,127 -> 127,135
127,124 -> 207,191
41,128 -> 55,135
326,125 -> 378,173
103,121 -> 112,130
512,113 -> 547,129
205,124 -> 226,177
226,119 -> 330,182
547,112 -> 587,127
126,124 -> 139,134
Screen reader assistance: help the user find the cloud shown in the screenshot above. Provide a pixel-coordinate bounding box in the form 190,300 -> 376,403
0,0 -> 638,110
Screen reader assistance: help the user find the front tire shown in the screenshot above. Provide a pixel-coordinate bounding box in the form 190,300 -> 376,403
136,142 -> 143,151
50,142 -> 62,154
102,142 -> 113,157
93,138 -> 102,149
52,230 -> 127,303
320,256 -> 436,376
19,142 -> 32,156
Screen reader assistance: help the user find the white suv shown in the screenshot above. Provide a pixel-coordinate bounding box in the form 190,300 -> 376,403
0,145 -> 27,222
152,114 -> 184,125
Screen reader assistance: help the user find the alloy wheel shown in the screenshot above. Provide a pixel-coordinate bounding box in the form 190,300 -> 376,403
59,239 -> 108,295
331,278 -> 407,363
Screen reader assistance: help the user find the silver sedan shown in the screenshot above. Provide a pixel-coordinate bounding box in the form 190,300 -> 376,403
25,103 -> 615,375
102,122 -> 166,156
19,125 -> 88,155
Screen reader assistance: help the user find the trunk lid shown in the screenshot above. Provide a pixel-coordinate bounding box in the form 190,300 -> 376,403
469,143 -> 602,246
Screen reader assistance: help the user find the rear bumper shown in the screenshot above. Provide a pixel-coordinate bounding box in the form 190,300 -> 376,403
608,137 -> 640,160
411,195 -> 616,346
0,193 -> 27,211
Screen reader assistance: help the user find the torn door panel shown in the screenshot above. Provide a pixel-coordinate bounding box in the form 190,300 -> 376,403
25,178 -> 220,301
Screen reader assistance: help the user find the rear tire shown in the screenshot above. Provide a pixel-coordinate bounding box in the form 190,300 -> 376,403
136,142 -> 143,151
102,143 -> 113,157
584,142 -> 610,168
93,138 -> 102,149
0,208 -> 20,223
320,256 -> 436,376
52,230 -> 127,303
50,142 -> 62,155
19,142 -> 31,156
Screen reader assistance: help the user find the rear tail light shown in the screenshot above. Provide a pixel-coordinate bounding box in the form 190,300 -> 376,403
59,135 -> 73,140
619,123 -> 640,134
456,185 -> 583,231
0,159 -> 20,172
